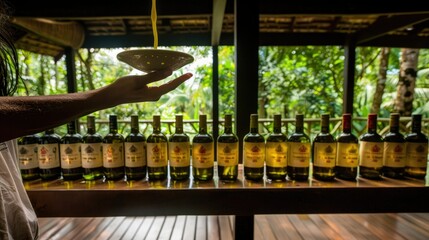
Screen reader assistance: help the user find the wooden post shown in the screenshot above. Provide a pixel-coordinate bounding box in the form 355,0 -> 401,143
234,0 -> 259,163
343,39 -> 356,115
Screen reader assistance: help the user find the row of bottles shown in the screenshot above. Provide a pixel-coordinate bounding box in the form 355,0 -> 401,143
18,114 -> 236,182
240,112 -> 428,182
18,113 -> 428,182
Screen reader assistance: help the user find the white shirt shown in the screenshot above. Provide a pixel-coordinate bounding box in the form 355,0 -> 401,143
0,140 -> 38,240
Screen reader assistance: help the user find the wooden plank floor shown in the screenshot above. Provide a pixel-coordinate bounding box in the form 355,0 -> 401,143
37,213 -> 429,240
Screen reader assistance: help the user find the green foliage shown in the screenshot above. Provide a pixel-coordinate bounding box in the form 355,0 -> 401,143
259,46 -> 344,118
15,45 -> 429,136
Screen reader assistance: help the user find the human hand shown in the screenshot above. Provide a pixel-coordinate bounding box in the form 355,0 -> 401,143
101,69 -> 193,105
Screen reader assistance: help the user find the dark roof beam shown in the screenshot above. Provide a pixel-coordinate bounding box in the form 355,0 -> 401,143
212,0 -> 227,46
356,14 -> 429,45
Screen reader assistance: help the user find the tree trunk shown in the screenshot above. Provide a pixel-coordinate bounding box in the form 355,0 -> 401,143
371,48 -> 390,114
37,55 -> 46,96
394,48 -> 419,116
77,49 -> 95,90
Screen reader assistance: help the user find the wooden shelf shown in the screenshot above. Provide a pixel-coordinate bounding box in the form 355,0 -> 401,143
26,165 -> 429,218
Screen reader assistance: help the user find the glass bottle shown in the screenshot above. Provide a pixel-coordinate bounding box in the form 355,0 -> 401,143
102,115 -> 125,180
265,114 -> 287,181
60,121 -> 83,180
192,114 -> 214,181
287,114 -> 311,181
217,114 -> 239,182
124,115 -> 147,181
168,114 -> 190,181
38,129 -> 62,180
382,113 -> 406,179
18,134 -> 40,181
243,114 -> 265,181
359,113 -> 384,179
312,114 -> 336,181
335,113 -> 359,180
146,115 -> 168,181
404,114 -> 428,179
81,116 -> 104,180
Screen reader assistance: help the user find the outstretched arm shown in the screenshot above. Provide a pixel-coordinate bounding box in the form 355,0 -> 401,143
0,69 -> 193,142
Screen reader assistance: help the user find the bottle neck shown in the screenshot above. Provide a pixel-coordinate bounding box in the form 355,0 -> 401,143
342,114 -> 352,134
273,115 -> 281,133
153,115 -> 161,134
67,122 -> 77,134
320,114 -> 330,133
109,116 -> 118,134
389,114 -> 400,133
224,114 -> 233,134
250,114 -> 258,133
367,114 -> 377,134
130,116 -> 139,133
199,115 -> 207,134
411,115 -> 422,133
295,115 -> 304,133
175,115 -> 184,134
87,116 -> 96,134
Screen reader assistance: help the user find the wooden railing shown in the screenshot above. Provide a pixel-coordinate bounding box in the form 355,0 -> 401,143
78,117 -> 429,140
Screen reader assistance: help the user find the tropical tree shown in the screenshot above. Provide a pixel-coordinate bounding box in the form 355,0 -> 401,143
394,48 -> 419,116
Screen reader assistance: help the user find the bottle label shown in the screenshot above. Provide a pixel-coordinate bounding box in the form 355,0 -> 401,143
102,143 -> 124,168
125,142 -> 146,167
18,144 -> 39,169
243,142 -> 265,168
288,142 -> 310,167
147,142 -> 168,167
313,142 -> 336,167
265,142 -> 287,167
405,142 -> 428,168
336,142 -> 359,167
383,142 -> 406,167
38,143 -> 60,169
217,142 -> 239,167
60,143 -> 82,169
192,142 -> 214,168
81,143 -> 103,168
359,141 -> 383,167
168,142 -> 190,167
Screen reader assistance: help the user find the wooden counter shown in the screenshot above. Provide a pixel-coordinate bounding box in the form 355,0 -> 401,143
25,165 -> 429,239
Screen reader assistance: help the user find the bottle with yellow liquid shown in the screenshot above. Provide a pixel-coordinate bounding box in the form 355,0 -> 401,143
265,114 -> 287,181
38,129 -> 62,180
287,114 -> 311,181
243,114 -> 265,181
81,116 -> 104,181
146,115 -> 168,181
125,115 -> 147,181
359,113 -> 384,179
404,114 -> 428,179
217,114 -> 239,182
168,114 -> 191,181
335,113 -> 359,180
192,114 -> 214,181
312,114 -> 337,181
102,115 -> 125,181
60,121 -> 84,181
382,113 -> 406,179
18,134 -> 40,181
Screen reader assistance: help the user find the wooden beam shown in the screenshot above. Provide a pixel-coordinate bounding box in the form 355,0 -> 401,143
212,46 -> 219,159
343,38 -> 356,115
212,0 -> 227,46
11,17 -> 85,49
356,14 -> 429,44
235,0 -> 259,163
259,1 -> 429,15
10,0 -> 215,18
